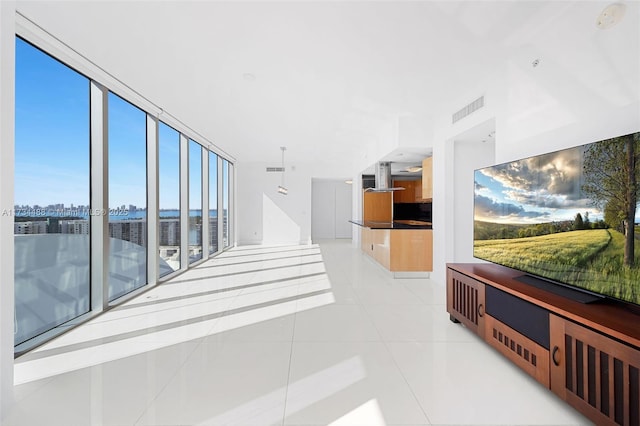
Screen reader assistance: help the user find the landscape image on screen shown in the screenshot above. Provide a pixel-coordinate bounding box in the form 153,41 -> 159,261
474,131 -> 640,306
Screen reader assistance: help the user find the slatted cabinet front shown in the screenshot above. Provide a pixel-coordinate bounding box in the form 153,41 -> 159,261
447,269 -> 486,338
550,314 -> 640,426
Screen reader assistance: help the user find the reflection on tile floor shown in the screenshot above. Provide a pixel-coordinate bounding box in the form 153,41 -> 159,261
5,240 -> 591,425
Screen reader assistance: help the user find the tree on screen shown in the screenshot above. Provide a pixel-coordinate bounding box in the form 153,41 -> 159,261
582,133 -> 640,267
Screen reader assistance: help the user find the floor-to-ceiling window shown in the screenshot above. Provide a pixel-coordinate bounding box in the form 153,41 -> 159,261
222,159 -> 229,248
158,122 -> 181,276
107,92 -> 147,301
209,152 -> 218,254
189,140 -> 203,263
13,35 -> 235,354
14,38 -> 91,346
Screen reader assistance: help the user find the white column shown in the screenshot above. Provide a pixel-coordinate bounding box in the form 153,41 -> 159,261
90,81 -> 109,311
180,135 -> 189,269
351,174 -> 362,248
0,1 -> 16,419
146,115 -> 159,284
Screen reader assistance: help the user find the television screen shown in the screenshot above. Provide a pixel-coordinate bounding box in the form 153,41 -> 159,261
474,131 -> 640,306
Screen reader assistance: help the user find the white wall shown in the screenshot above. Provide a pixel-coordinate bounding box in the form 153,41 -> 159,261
311,179 -> 352,240
498,102 -> 640,164
0,1 -> 15,419
432,92 -> 502,284
453,139 -> 495,263
237,162 -> 312,245
430,5 -> 640,285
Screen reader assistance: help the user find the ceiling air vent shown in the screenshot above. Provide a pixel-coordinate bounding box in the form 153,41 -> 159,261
266,167 -> 284,172
452,96 -> 484,124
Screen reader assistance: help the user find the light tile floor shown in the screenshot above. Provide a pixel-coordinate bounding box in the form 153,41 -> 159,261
4,240 -> 592,425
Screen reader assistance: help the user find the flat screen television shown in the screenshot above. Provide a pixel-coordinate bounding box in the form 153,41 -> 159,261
474,131 -> 640,307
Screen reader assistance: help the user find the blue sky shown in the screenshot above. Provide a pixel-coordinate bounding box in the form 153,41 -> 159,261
474,146 -> 602,224
15,37 -> 90,207
15,37 -> 226,211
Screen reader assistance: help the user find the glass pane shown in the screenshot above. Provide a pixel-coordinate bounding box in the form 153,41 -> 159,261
189,140 -> 203,263
209,152 -> 218,254
108,92 -> 147,301
159,122 -> 181,276
14,38 -> 90,346
223,159 -> 229,247
228,162 -> 234,246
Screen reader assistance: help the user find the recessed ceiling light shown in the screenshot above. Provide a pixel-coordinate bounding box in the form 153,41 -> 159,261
344,180 -> 353,185
405,166 -> 422,173
242,73 -> 256,81
596,3 -> 626,29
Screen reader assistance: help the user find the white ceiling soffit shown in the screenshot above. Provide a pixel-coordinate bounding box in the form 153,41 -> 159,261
14,1 -> 640,176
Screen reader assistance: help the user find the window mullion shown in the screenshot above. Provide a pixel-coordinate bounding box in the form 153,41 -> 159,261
180,134 -> 189,270
147,115 -> 159,285
90,81 -> 109,312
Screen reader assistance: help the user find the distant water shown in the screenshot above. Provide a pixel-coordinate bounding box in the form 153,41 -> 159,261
120,210 -> 219,220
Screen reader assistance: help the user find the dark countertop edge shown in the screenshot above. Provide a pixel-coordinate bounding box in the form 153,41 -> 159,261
349,220 -> 432,230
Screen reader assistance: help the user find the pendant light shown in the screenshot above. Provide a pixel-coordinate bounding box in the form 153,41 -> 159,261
278,146 -> 288,195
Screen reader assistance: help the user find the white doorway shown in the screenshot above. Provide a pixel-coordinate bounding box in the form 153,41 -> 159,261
312,179 -> 353,240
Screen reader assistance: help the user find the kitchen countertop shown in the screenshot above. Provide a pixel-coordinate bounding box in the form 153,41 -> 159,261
349,220 -> 432,230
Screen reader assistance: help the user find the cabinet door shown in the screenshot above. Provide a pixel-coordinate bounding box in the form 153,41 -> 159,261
485,314 -> 550,386
363,191 -> 392,221
360,227 -> 372,253
550,314 -> 640,426
415,180 -> 423,201
422,157 -> 432,199
392,181 -> 411,203
446,268 -> 485,338
371,229 -> 390,269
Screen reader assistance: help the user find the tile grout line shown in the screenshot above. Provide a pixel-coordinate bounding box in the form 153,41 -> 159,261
280,272 -> 303,426
132,248 -> 257,426
352,254 -> 435,426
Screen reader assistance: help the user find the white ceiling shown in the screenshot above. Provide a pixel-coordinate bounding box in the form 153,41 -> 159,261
15,1 -> 640,176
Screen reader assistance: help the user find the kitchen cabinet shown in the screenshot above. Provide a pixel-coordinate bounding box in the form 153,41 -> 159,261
363,191 -> 392,221
422,157 -> 432,200
392,180 -> 423,203
360,226 -> 432,272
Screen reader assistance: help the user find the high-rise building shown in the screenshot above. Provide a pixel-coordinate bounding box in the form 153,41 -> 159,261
13,221 -> 47,235
109,220 -> 147,246
159,218 -> 180,246
59,220 -> 89,235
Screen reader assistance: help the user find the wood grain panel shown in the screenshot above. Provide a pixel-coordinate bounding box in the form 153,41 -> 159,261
363,191 -> 392,222
371,229 -> 390,269
360,227 -> 372,253
449,264 -> 640,426
392,180 -> 423,203
447,263 -> 640,349
421,157 -> 433,200
446,268 -> 485,337
389,229 -> 432,271
550,314 -> 640,426
486,314 -> 550,386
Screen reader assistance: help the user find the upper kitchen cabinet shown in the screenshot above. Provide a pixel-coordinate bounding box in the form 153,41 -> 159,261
422,157 -> 433,200
393,180 -> 416,203
392,180 -> 422,203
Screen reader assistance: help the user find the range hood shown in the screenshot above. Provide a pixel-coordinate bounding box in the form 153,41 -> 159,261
364,162 -> 405,192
